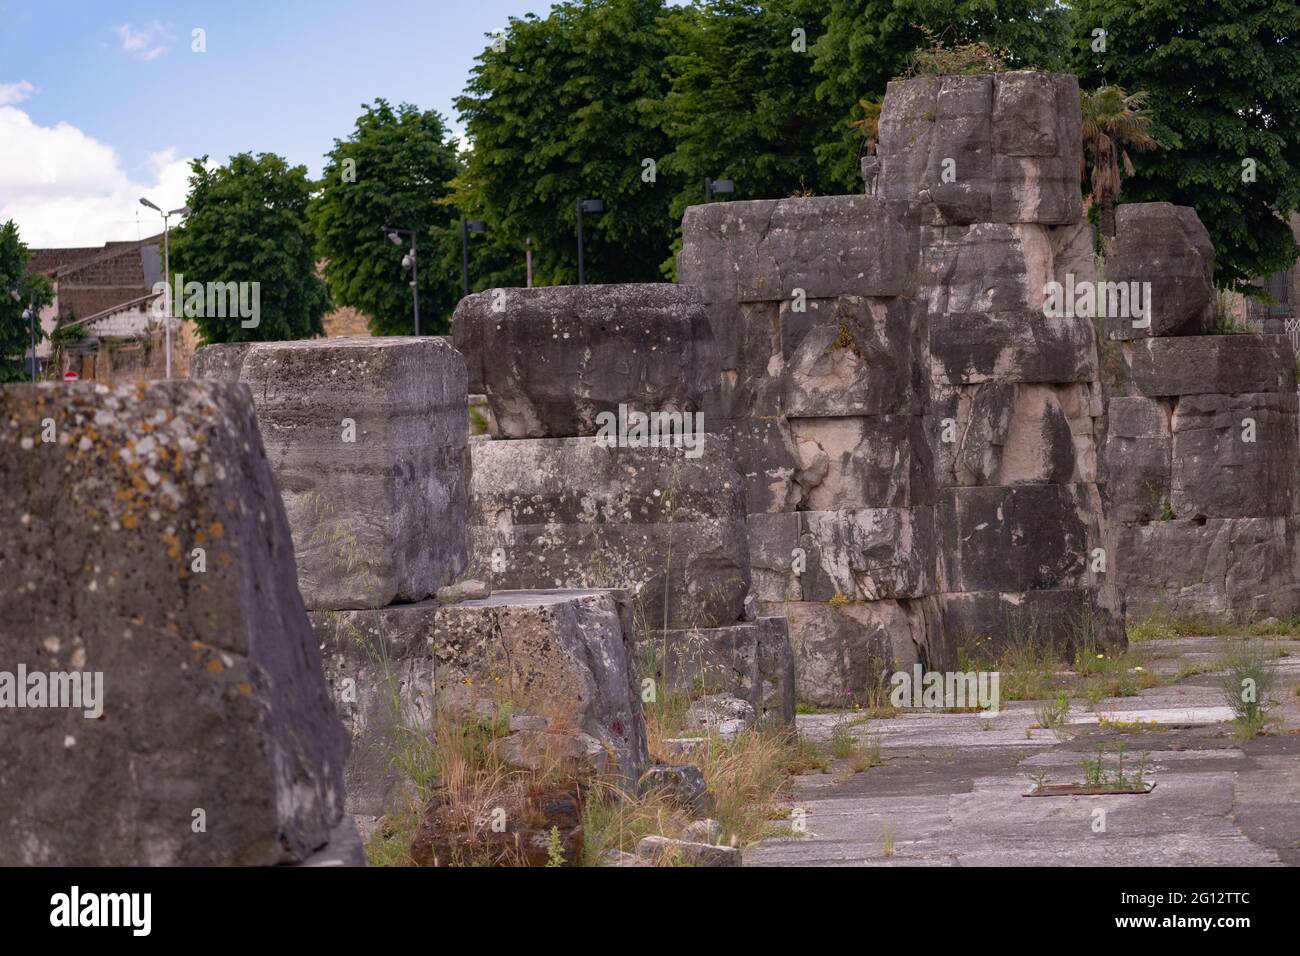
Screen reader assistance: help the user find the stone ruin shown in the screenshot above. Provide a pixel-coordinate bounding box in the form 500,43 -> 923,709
1100,204 -> 1300,618
4,68 -> 1297,866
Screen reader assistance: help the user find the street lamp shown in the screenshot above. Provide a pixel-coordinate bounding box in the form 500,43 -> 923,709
139,197 -> 190,379
461,219 -> 486,297
383,227 -> 421,335
705,177 -> 734,203
575,198 -> 604,286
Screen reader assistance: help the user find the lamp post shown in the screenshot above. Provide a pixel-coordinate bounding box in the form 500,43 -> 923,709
383,227 -> 420,335
575,198 -> 604,286
461,219 -> 486,297
705,177 -> 734,203
139,198 -> 189,379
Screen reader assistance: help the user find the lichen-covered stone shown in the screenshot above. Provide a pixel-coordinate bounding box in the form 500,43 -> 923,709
929,311 -> 1098,385
1101,396 -> 1174,523
191,336 -> 469,610
467,438 -> 750,628
0,380 -> 347,865
451,284 -> 720,439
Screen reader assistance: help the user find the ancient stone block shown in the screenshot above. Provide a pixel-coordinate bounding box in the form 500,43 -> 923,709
936,484 -> 1100,593
1101,396 -> 1173,523
940,588 -> 1122,656
756,597 -> 947,707
637,617 -> 796,726
310,603 -> 437,823
1123,335 -> 1297,397
930,382 -> 1098,487
191,336 -> 469,610
708,300 -> 782,421
1115,518 -> 1300,619
781,296 -> 927,417
0,380 -> 347,865
796,508 -> 937,601
929,311 -> 1098,385
467,438 -> 750,628
1170,392 -> 1298,518
678,194 -> 917,303
877,72 -> 1082,225
432,589 -> 649,782
788,414 -> 934,510
1106,203 -> 1215,339
747,511 -> 803,601
451,284 -> 720,438
921,220 -> 1097,316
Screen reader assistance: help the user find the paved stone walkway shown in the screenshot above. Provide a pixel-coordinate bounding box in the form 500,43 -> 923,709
748,636 -> 1300,866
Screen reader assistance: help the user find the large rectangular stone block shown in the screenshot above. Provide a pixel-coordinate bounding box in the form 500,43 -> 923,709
929,382 -> 1100,487
678,194 -> 918,303
936,484 -> 1100,593
1122,335 -> 1297,397
757,597 -> 947,707
789,414 -> 935,511
1101,396 -> 1173,522
1115,518 -> 1300,619
877,72 -> 1082,225
1170,392 -> 1298,518
638,617 -> 796,726
929,311 -> 1098,385
467,438 -> 750,628
0,381 -> 347,865
1106,203 -> 1215,339
451,284 -> 720,438
192,337 -> 469,610
781,296 -> 927,417
432,589 -> 649,782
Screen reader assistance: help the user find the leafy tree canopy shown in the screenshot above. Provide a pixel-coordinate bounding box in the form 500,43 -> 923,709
0,220 -> 55,382
168,152 -> 330,344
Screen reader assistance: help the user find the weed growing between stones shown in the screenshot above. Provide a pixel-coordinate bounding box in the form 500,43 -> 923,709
1128,610 -> 1300,643
1218,638 -> 1280,739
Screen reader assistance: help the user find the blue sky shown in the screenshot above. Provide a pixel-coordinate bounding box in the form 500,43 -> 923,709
1,0 -> 651,246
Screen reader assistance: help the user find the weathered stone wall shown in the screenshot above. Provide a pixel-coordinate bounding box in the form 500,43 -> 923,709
1101,204 -> 1300,618
680,71 -> 1119,705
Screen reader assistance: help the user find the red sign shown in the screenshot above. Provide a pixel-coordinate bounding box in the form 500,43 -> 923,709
63,370 -> 79,381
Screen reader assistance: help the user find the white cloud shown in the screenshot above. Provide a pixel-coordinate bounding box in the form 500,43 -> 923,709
0,103 -> 192,247
115,22 -> 170,61
0,81 -> 36,106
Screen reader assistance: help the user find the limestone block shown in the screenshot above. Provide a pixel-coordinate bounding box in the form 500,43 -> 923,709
940,588 -> 1123,656
1170,392 -> 1298,518
1123,335 -> 1297,397
0,380 -> 347,865
936,484 -> 1100,593
432,589 -> 649,783
1106,203 -> 1215,339
788,414 -> 935,511
467,438 -> 750,628
451,284 -> 720,438
678,194 -> 918,304
1101,396 -> 1174,523
191,336 -> 468,610
757,597 -> 947,707
929,311 -> 1098,385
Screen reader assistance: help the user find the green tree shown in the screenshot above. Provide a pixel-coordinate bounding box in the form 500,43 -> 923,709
1071,0 -> 1300,288
168,153 -> 330,344
455,0 -> 682,286
0,220 -> 55,383
811,0 -> 1070,189
655,0 -> 839,276
310,101 -> 463,335
1081,86 -> 1158,239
